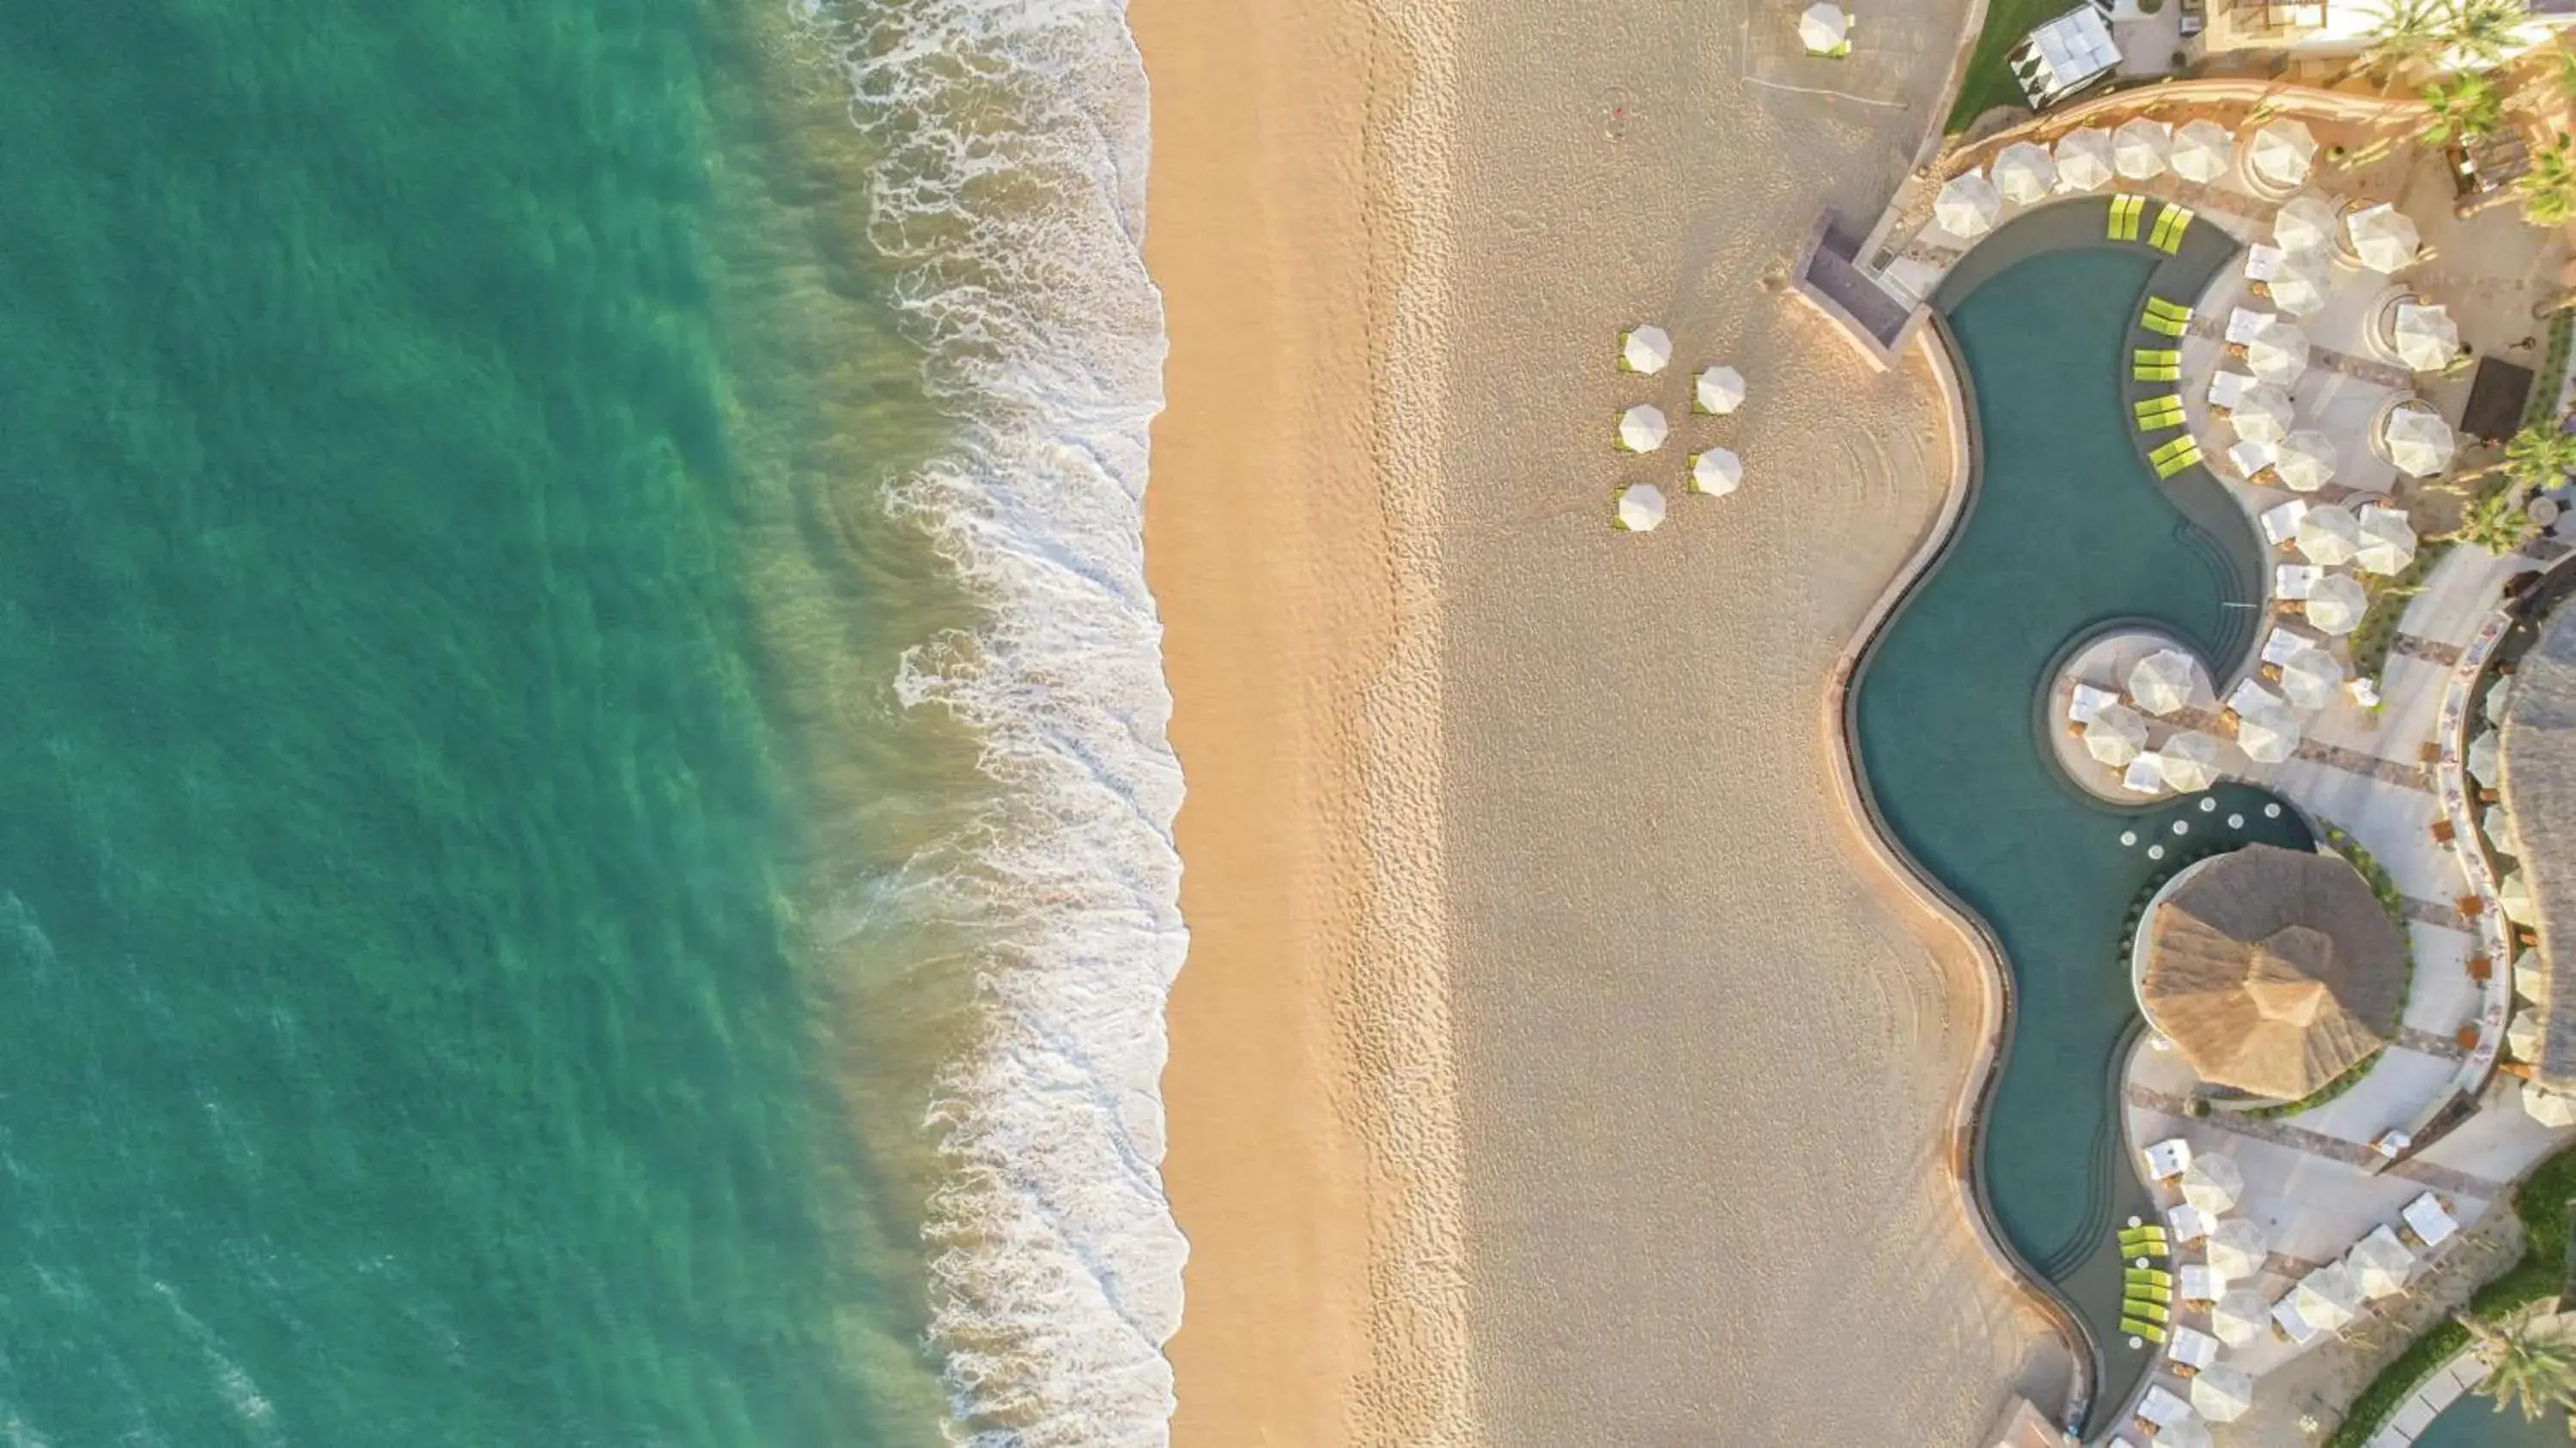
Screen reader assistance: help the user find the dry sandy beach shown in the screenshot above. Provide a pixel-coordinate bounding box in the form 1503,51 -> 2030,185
1138,0 -> 2073,1439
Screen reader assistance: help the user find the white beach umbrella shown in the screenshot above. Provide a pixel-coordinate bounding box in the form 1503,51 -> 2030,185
2293,1262 -> 2363,1331
2279,642 -> 2345,712
2393,302 -> 2459,373
2488,676 -> 2516,725
2470,729 -> 2502,787
1615,483 -> 1667,532
1993,142 -> 2057,204
2114,119 -> 2172,179
2267,247 -> 2334,318
1936,171 -> 2002,240
2356,506 -> 2417,576
2275,193 -> 2340,253
1621,324 -> 1671,374
2054,129 -> 2117,192
2155,1417 -> 2215,1448
1689,448 -> 1741,496
2124,753 -> 2170,795
2245,319 -> 2311,386
1618,404 -> 1668,453
2502,870 -> 2537,923
2295,502 -> 2360,567
2510,1010 -> 2544,1060
2518,949 -> 2549,1003
1695,364 -> 1746,415
2130,648 -> 2202,715
2305,572 -> 2368,636
2181,1154 -> 2244,1214
2229,384 -> 2295,447
2487,804 -> 2517,851
2530,1084 -> 2576,1128
1799,1 -> 1850,52
2238,702 -> 2305,764
2171,119 -> 2234,183
2274,429 -> 2338,492
2348,203 -> 2421,273
2191,1364 -> 2255,1423
2382,404 -> 2456,478
2086,703 -> 2151,767
2348,1232 -> 2417,1299
2211,1287 -> 2270,1347
2206,1217 -> 2270,1281
2160,730 -> 2223,792
2249,121 -> 2318,190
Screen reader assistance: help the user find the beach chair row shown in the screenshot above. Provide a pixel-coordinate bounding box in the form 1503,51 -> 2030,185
2149,434 -> 2203,478
2139,295 -> 2192,338
2132,347 -> 2178,383
2108,196 -> 2194,253
2134,393 -> 2184,432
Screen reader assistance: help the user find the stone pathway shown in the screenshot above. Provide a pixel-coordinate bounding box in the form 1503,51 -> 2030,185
2397,1025 -> 2470,1062
2398,895 -> 2472,932
2124,1082 -> 2506,1196
2391,634 -> 2465,668
2183,316 -> 2413,390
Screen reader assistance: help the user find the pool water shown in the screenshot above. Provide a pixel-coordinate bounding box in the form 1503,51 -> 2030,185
1852,243 -> 2312,1409
2413,1398 -> 2570,1446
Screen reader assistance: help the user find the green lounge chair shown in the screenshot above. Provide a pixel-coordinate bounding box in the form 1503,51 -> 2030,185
2110,193 -> 2147,242
2145,296 -> 2190,320
2135,400 -> 2184,429
2121,1319 -> 2168,1345
2134,348 -> 2180,364
2128,1284 -> 2172,1305
2133,364 -> 2181,382
2142,312 -> 2187,338
2150,204 -> 2194,254
2155,444 -> 2203,479
2135,1299 -> 2172,1324
2148,435 -> 2192,463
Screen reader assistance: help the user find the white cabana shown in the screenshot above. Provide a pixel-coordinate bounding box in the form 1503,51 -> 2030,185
2265,247 -> 2333,317
2191,1364 -> 2255,1423
2114,118 -> 2172,179
1690,448 -> 1741,496
2294,502 -> 2360,567
1615,483 -> 1666,532
2293,1262 -> 2363,1331
2228,383 -> 2294,447
1993,141 -> 2057,204
2274,429 -> 2338,492
2348,1226 -> 2417,1299
2170,1323 -> 2222,1367
2510,1009 -> 2543,1060
2403,1192 -> 2459,1247
2210,1287 -> 2270,1347
2155,1417 -> 2215,1448
2261,498 -> 2309,545
1621,325 -> 1671,374
1696,364 -> 1746,415
2160,731 -> 2222,792
2304,572 -> 2368,636
2181,1154 -> 2244,1214
2469,729 -> 2502,787
1799,1 -> 1850,53
2178,1263 -> 2225,1304
2171,119 -> 2233,183
2382,403 -> 2456,478
2356,504 -> 2417,575
2274,192 -> 2339,252
1618,404 -> 1668,453
2248,121 -> 2318,191
2142,1136 -> 2193,1179
2348,202 -> 2421,273
2528,1085 -> 2576,1128
2130,648 -> 2202,715
2086,703 -> 2151,767
2517,950 -> 2549,1003
2245,317 -> 2311,386
2280,643 -> 2344,712
2124,753 -> 2169,794
2205,1217 -> 2269,1281
2168,1202 -> 2212,1244
2014,9 -> 2120,107
2238,702 -> 2305,764
2393,302 -> 2459,373
2053,127 -> 2117,192
2503,870 -> 2537,923
1936,171 -> 2002,239
2141,1385 -> 2193,1427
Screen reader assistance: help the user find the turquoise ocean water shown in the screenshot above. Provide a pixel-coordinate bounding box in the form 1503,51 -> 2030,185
0,3 -> 1181,1445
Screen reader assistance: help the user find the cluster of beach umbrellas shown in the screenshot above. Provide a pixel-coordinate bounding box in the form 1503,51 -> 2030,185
1935,116 -> 2319,246
1613,325 -> 1747,532
2099,648 -> 2243,795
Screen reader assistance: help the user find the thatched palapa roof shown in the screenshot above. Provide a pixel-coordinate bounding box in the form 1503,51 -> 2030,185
2138,843 -> 2406,1100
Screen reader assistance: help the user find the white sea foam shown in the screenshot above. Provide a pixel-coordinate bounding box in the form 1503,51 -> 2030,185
806,1 -> 1184,1442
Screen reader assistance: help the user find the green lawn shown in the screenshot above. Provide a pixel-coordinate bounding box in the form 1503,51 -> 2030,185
1946,0 -> 2066,133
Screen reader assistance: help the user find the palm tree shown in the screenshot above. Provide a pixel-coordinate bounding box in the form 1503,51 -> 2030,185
2451,490 -> 2543,554
2520,134 -> 2576,226
2457,1309 -> 2576,1421
2444,0 -> 2529,70
2355,0 -> 2452,83
2504,422 -> 2576,490
2553,40 -> 2576,102
2422,70 -> 2504,147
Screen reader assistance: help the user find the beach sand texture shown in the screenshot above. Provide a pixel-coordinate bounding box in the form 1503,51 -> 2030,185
1140,0 -> 2072,1441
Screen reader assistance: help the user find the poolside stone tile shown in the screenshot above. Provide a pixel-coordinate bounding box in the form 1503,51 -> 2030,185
2389,633 -> 2465,668
2395,1025 -> 2470,1061
2398,895 -> 2472,932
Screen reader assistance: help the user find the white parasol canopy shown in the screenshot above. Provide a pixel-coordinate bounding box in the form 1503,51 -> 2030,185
2488,676 -> 2515,725
2348,1226 -> 2418,1299
2238,702 -> 2305,764
2249,121 -> 2318,191
2348,202 -> 2421,273
2503,870 -> 2537,923
2205,1217 -> 2269,1281
2469,729 -> 2502,787
2356,505 -> 2417,575
1696,364 -> 1746,415
2054,129 -> 2117,192
2211,1287 -> 2270,1348
2130,648 -> 2202,715
2274,193 -> 2340,253
2294,1262 -> 2363,1331
2181,1154 -> 2244,1214
2245,317 -> 2312,386
2392,302 -> 2458,373
2511,1009 -> 2543,1060
2125,753 -> 2170,795
2086,703 -> 2151,767
1936,170 -> 2002,239
2295,502 -> 2360,567
2160,730 -> 2222,792
2191,1364 -> 2255,1423
2171,119 -> 2234,183
1615,483 -> 1666,532
2529,1084 -> 2576,1128
2155,1418 -> 2215,1448
2517,950 -> 2549,1003
2382,403 -> 2456,478
2229,384 -> 2295,447
2487,803 -> 2516,851
2304,572 -> 2368,636
2274,429 -> 2338,492
1621,325 -> 1671,374
1800,1 -> 1850,52
2267,247 -> 2334,317
2279,642 -> 2344,711
1689,448 -> 1741,496
1993,141 -> 2057,204
2114,118 -> 2172,179
1618,404 -> 1668,453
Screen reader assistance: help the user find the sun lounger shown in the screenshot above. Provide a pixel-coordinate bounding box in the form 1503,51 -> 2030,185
2132,1299 -> 2172,1324
2151,204 -> 2194,254
2146,295 -> 2191,320
2135,347 -> 2180,364
2123,1266 -> 2173,1286
2125,1284 -> 2172,1305
2135,397 -> 2184,429
2120,1221 -> 2171,1238
2155,443 -> 2203,479
2109,193 -> 2147,242
2134,363 -> 2180,382
2148,436 -> 2193,465
2142,311 -> 2188,338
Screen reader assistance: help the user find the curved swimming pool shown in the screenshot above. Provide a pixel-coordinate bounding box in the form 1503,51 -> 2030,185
1851,228 -> 2312,1419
